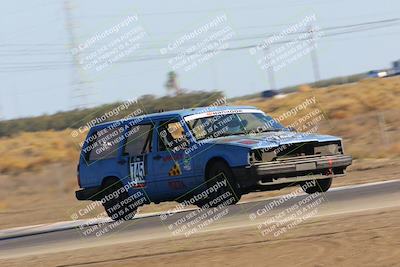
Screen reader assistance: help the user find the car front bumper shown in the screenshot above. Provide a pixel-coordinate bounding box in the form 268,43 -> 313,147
232,154 -> 353,188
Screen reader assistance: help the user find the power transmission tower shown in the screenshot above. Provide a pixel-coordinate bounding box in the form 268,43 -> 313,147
64,0 -> 92,110
165,71 -> 181,95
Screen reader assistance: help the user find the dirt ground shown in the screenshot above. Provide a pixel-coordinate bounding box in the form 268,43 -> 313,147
2,206 -> 400,267
0,158 -> 399,230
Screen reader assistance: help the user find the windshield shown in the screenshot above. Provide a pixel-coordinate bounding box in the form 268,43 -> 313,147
185,112 -> 284,141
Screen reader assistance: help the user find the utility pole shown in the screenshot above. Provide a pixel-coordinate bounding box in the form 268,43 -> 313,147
64,0 -> 91,110
264,45 -> 276,90
0,87 -> 3,121
11,84 -> 20,118
309,25 -> 321,82
211,60 -> 219,91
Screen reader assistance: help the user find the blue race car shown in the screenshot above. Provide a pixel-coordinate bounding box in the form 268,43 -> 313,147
75,106 -> 352,220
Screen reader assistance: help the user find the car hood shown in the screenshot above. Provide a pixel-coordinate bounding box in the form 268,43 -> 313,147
198,131 -> 341,149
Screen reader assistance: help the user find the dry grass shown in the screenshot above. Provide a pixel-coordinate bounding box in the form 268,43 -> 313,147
0,130 -> 83,174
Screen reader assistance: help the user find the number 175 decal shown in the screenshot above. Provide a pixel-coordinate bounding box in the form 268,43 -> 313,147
130,156 -> 146,187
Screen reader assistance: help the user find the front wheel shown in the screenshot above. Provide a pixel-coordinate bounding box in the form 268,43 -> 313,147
301,178 -> 332,194
197,161 -> 242,208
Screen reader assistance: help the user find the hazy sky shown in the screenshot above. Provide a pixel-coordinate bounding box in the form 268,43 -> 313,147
1,0 -> 399,119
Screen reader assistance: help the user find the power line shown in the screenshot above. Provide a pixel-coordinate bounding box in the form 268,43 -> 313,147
1,17 -> 399,54
0,18 -> 399,72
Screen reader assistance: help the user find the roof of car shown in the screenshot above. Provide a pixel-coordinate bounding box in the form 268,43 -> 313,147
93,105 -> 259,129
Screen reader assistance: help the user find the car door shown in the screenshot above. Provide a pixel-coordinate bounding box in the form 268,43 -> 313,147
151,118 -> 196,200
117,122 -> 158,202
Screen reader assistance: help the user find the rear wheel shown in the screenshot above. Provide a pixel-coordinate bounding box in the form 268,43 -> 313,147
101,178 -> 137,221
301,178 -> 332,194
197,161 -> 242,208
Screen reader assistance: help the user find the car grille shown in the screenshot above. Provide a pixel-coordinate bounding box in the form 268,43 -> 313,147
251,141 -> 342,163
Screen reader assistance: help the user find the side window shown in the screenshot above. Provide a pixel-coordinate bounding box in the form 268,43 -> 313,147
158,120 -> 189,152
124,124 -> 153,156
87,127 -> 124,161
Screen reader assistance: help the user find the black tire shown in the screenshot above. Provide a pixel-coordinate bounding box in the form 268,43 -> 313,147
101,178 -> 137,221
301,178 -> 332,194
197,161 -> 242,208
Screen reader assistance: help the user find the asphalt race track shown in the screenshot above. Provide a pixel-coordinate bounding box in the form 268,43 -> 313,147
1,180 -> 399,260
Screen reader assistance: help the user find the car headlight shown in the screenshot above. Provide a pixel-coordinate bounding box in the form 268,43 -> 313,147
314,142 -> 341,155
249,149 -> 276,164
